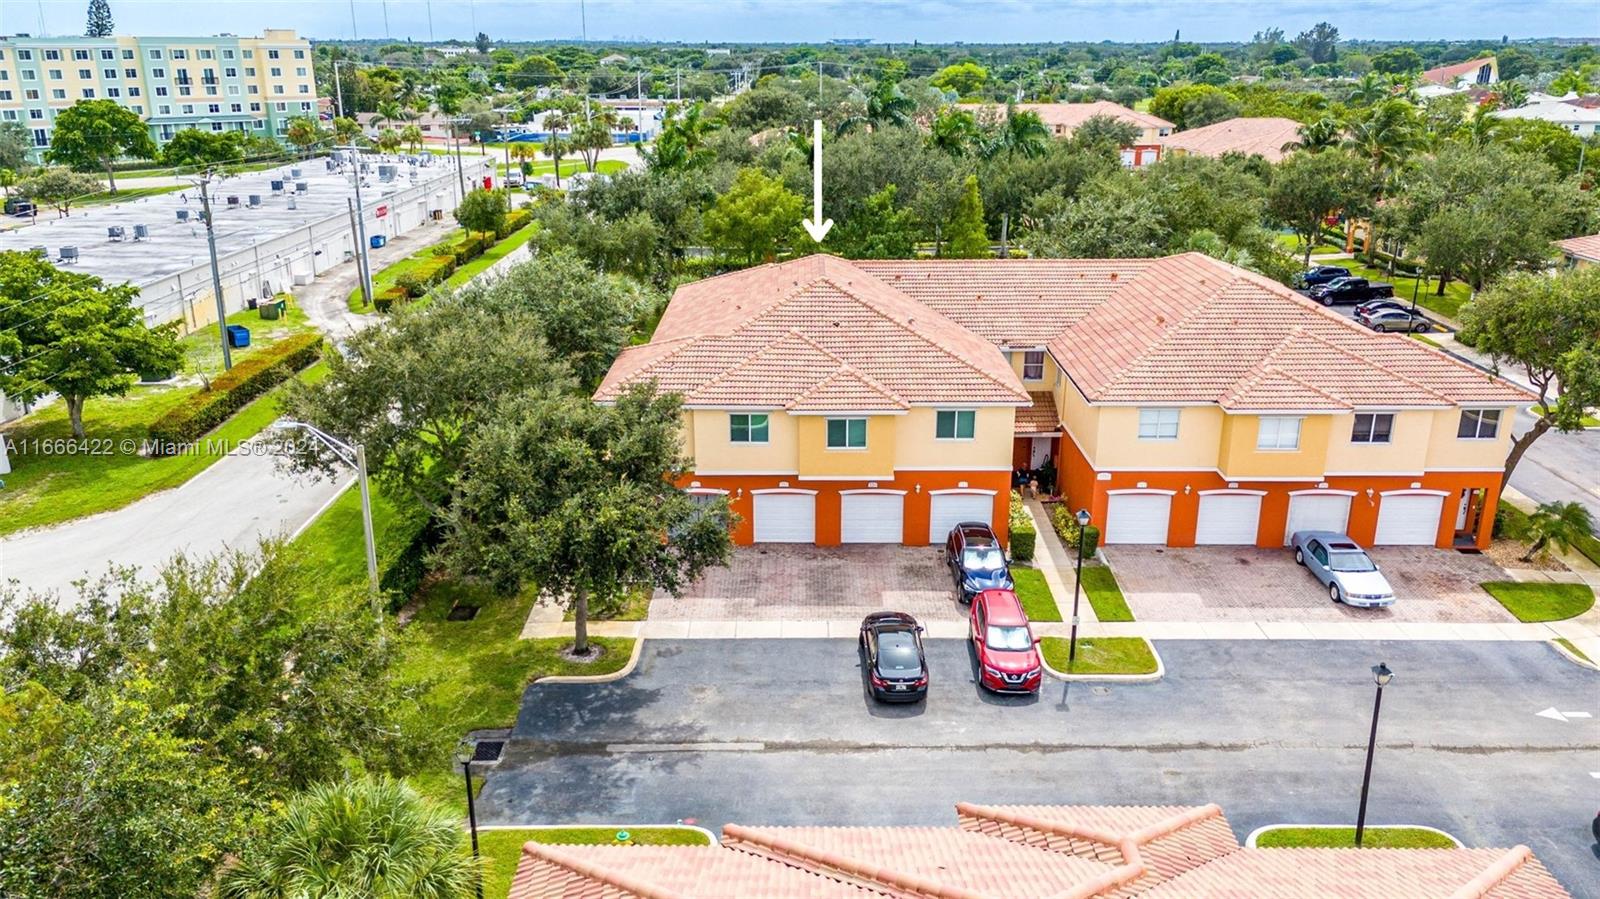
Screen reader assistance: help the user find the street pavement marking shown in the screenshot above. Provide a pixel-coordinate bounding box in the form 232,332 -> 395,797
605,742 -> 765,753
1535,707 -> 1593,722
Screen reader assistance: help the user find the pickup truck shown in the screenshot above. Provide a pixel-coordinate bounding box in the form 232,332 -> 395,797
1307,277 -> 1395,306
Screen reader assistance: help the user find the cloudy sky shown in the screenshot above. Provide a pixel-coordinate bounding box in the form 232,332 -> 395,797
1,0 -> 1594,43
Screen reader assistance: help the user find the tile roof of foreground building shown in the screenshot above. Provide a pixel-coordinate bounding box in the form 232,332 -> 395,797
597,253 -> 1530,412
1556,233 -> 1600,263
1157,116 -> 1304,162
507,802 -> 1571,898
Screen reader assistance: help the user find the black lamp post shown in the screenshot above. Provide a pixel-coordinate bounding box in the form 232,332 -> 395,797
457,742 -> 485,899
1354,662 -> 1393,848
1069,508 -> 1091,667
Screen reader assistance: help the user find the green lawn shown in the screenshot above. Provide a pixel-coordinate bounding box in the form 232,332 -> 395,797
1039,636 -> 1158,675
75,184 -> 185,206
1321,257 -> 1474,322
438,222 -> 538,291
1532,405 -> 1600,428
500,158 -> 628,179
1012,567 -> 1061,622
1276,232 -> 1344,256
1081,564 -> 1134,622
350,221 -> 539,313
347,229 -> 467,312
1480,581 -> 1595,622
288,477 -> 426,591
1255,827 -> 1456,849
1555,638 -> 1595,666
564,588 -> 651,621
479,827 -> 710,899
180,298 -> 316,379
0,361 -> 323,537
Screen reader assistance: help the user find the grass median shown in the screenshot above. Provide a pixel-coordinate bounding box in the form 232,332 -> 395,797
1039,636 -> 1158,676
1254,826 -> 1456,849
1082,564 -> 1134,622
1480,581 -> 1595,622
479,827 -> 710,899
1012,567 -> 1061,622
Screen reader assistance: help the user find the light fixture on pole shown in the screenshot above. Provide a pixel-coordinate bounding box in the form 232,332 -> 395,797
1069,508 -> 1091,667
456,741 -> 485,899
1354,662 -> 1393,847
272,421 -> 379,607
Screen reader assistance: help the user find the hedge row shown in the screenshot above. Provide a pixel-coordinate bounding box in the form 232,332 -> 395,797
1008,491 -> 1036,562
1050,503 -> 1101,554
379,513 -> 443,612
378,208 -> 537,310
146,331 -> 323,454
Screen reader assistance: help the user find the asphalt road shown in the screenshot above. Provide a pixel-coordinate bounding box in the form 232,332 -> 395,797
480,638 -> 1600,895
1512,410 -> 1600,524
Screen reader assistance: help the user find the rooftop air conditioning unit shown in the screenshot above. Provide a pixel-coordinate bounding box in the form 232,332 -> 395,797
248,195 -> 261,207
295,181 -> 308,193
132,224 -> 149,240
107,225 -> 126,241
59,246 -> 79,263
270,179 -> 284,194
175,209 -> 190,222
290,167 -> 302,179
226,195 -> 240,207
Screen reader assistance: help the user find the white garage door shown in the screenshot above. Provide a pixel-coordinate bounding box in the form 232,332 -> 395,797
840,493 -> 904,544
753,493 -> 816,543
1195,493 -> 1263,545
1374,493 -> 1445,546
1284,493 -> 1352,543
1105,493 -> 1173,545
928,493 -> 994,544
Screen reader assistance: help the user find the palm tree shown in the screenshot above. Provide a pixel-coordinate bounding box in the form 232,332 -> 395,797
980,102 -> 1050,159
1493,81 -> 1530,110
284,116 -> 325,158
373,100 -> 404,130
1515,501 -> 1595,563
376,128 -> 402,154
667,101 -> 721,156
1550,65 -> 1597,97
1349,72 -> 1391,106
400,123 -> 424,153
1281,116 -> 1343,154
543,111 -> 570,185
1463,106 -> 1500,147
928,106 -> 981,157
1342,99 -> 1420,259
838,79 -> 915,135
218,777 -> 478,899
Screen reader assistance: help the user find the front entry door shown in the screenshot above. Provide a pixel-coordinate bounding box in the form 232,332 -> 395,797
1030,437 -> 1052,469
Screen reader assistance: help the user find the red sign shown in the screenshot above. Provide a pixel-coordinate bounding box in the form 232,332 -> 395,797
375,204 -> 389,218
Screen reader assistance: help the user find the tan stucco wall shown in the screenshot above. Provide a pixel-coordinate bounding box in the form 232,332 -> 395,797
1218,414 -> 1332,479
688,409 -> 798,473
894,407 -> 1015,469
1007,349 -> 1059,390
1323,411 -> 1432,473
797,415 -> 897,478
1423,407 -> 1516,470
1054,379 -> 1102,461
1094,406 -> 1224,470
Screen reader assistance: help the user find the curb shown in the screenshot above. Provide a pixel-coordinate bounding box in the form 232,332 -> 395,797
1548,638 -> 1600,671
533,637 -> 645,685
1040,636 -> 1164,683
473,822 -> 719,845
1245,823 -> 1462,848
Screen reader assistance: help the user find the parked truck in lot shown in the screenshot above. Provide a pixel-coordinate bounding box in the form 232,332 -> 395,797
1307,276 -> 1395,306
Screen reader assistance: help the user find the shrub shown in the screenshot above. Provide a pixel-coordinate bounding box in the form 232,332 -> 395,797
379,513 -> 443,612
394,270 -> 426,298
1051,503 -> 1100,553
147,332 -> 323,453
1008,491 -> 1036,562
373,286 -> 408,312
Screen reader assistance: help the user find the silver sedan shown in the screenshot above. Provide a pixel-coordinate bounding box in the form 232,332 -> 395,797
1290,531 -> 1396,608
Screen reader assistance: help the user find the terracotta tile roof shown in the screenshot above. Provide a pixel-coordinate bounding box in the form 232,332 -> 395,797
1158,116 -> 1302,162
1557,233 -> 1600,263
1424,56 -> 1496,85
599,253 -> 1530,413
976,100 -> 1174,133
508,805 -> 1571,898
1016,391 -> 1062,434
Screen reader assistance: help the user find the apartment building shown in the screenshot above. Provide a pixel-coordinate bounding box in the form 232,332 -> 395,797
0,28 -> 319,159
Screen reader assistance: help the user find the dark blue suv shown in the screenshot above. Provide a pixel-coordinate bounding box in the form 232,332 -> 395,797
944,522 -> 1014,604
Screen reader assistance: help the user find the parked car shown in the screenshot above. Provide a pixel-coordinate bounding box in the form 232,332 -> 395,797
1295,265 -> 1352,288
1361,308 -> 1433,333
968,589 -> 1043,694
1353,299 -> 1409,318
859,612 -> 928,703
946,522 -> 1014,604
1290,531 -> 1396,607
1308,277 -> 1395,306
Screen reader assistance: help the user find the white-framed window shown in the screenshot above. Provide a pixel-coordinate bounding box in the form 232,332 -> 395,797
155,85 -> 168,96
299,101 -> 311,110
1022,350 -> 1045,381
72,49 -> 89,60
46,68 -> 62,79
158,104 -> 171,114
230,102 -> 241,112
269,66 -> 281,77
99,49 -> 114,60
80,88 -> 94,98
199,49 -> 213,59
44,49 -> 60,60
20,69 -> 36,81
29,108 -> 44,118
294,49 -> 306,59
23,89 -> 39,100
122,48 -> 134,59
129,104 -> 141,113
31,127 -> 48,146
273,84 -> 284,94
223,49 -> 235,59
227,85 -> 240,95
1351,413 -> 1393,444
245,66 -> 256,76
49,88 -> 65,99
295,66 -> 307,76
180,103 -> 193,114
148,49 -> 163,59
151,67 -> 164,77
178,85 -> 191,96
127,86 -> 140,96
935,409 -> 977,440
243,49 -> 254,59
124,67 -> 137,78
207,103 -> 220,113
248,85 -> 259,94
0,109 -> 15,120
1256,416 -> 1302,451
17,50 -> 33,60
1457,409 -> 1501,440
0,92 -> 10,102
210,121 -> 224,131
77,68 -> 91,79
1137,407 -> 1180,441
728,413 -> 769,444
826,418 -> 868,449
225,67 -> 237,77
249,101 -> 261,111
268,49 -> 280,59
102,68 -> 116,79
171,49 -> 187,59
106,87 -> 119,97
298,84 -> 310,94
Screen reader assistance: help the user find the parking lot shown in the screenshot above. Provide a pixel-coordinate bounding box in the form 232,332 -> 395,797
1102,545 -> 1519,623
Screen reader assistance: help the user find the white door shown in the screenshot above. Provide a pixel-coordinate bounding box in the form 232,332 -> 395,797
1195,493 -> 1262,545
1374,493 -> 1445,546
1030,437 -> 1053,468
753,493 -> 816,543
1284,493 -> 1352,543
1105,493 -> 1172,545
928,493 -> 993,544
840,493 -> 904,544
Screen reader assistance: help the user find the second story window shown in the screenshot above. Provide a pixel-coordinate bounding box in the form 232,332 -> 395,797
729,413 -> 769,444
1351,413 -> 1394,444
1022,350 -> 1045,381
1137,408 -> 1180,441
1457,409 -> 1501,440
1256,416 -> 1301,451
936,410 -> 976,440
826,418 -> 867,450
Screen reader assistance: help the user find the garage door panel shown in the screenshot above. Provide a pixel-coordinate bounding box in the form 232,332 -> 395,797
841,493 -> 904,544
928,494 -> 993,544
1284,494 -> 1352,544
1105,493 -> 1172,545
1195,493 -> 1262,545
1374,494 -> 1444,546
753,493 -> 816,543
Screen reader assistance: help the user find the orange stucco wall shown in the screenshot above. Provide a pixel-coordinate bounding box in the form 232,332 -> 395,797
681,470 -> 1012,546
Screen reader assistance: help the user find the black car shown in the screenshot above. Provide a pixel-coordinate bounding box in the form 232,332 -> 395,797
1296,264 -> 1352,288
945,521 -> 1014,604
859,612 -> 928,702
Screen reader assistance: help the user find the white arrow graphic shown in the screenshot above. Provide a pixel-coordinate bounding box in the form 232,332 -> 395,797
1537,707 -> 1568,722
802,119 -> 833,242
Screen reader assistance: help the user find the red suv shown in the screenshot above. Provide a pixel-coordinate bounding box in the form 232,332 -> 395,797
968,589 -> 1043,694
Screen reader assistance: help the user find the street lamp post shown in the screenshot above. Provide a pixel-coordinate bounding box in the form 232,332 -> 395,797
456,742 -> 484,899
1354,662 -> 1393,847
1069,508 -> 1091,667
274,421 -> 379,605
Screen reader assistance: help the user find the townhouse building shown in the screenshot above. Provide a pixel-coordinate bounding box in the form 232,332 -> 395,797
597,253 -> 1530,551
0,28 -> 319,160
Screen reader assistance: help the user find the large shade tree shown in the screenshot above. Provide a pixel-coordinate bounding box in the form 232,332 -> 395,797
44,99 -> 155,193
1266,149 -> 1370,266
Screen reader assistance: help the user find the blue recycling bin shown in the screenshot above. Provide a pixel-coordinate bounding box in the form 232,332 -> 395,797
370,234 -> 387,249
226,324 -> 251,348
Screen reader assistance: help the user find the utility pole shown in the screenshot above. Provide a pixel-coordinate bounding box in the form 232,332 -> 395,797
426,0 -> 434,40
381,0 -> 391,38
333,59 -> 345,120
196,172 -> 233,371
348,0 -> 358,39
580,0 -> 587,42
342,145 -> 374,306
676,69 -> 681,104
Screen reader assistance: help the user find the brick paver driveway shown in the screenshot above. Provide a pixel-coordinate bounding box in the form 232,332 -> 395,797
650,545 -> 962,621
1101,545 -> 1517,623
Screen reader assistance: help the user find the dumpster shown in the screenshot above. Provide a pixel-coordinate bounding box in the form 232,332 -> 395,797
259,297 -> 287,320
226,324 -> 251,348
370,234 -> 387,249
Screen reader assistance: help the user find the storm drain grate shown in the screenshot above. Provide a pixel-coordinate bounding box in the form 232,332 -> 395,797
472,740 -> 505,762
446,604 -> 480,621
